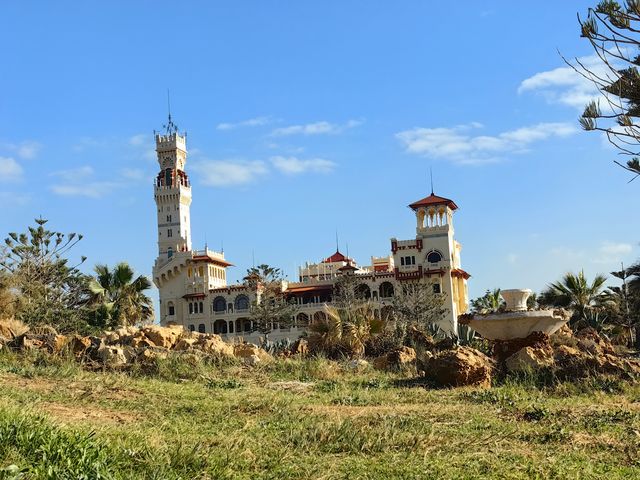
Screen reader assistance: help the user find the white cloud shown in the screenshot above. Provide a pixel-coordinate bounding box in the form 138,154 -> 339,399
51,165 -> 94,182
193,160 -> 268,187
271,119 -> 362,137
593,242 -> 634,264
396,122 -> 577,165
0,157 -> 23,182
270,156 -> 336,175
72,137 -> 106,152
120,168 -> 146,181
506,253 -> 518,265
129,133 -> 149,146
518,54 -> 610,109
217,117 -> 273,131
1,141 -> 40,159
50,165 -> 122,198
50,182 -> 121,199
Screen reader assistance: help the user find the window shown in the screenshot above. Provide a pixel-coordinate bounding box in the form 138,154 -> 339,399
188,302 -> 194,315
198,266 -> 204,277
198,324 -> 206,333
433,283 -> 441,294
167,247 -> 173,258
189,324 -> 195,332
401,256 -> 415,266
188,267 -> 192,278
168,302 -> 175,316
427,251 -> 443,264
167,214 -> 172,222
167,229 -> 173,238
213,296 -> 226,313
235,295 -> 250,312
199,302 -> 204,314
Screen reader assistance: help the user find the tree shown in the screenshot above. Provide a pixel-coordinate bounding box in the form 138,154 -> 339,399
243,264 -> 296,335
470,288 -> 505,314
539,270 -> 609,327
390,282 -> 449,334
575,1 -> 640,181
607,262 -> 640,346
87,262 -> 154,328
0,218 -> 90,332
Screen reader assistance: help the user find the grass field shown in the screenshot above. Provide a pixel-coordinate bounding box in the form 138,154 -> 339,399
0,350 -> 639,480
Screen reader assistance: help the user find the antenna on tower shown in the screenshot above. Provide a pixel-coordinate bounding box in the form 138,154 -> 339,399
430,167 -> 434,195
163,89 -> 179,134
335,230 -> 339,252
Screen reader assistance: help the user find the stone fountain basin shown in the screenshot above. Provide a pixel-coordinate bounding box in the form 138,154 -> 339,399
465,310 -> 568,341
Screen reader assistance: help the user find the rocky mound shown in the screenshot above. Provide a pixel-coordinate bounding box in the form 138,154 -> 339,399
0,322 -> 273,368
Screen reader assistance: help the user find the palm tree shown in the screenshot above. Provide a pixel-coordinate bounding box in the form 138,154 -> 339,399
308,303 -> 383,358
539,270 -> 608,327
88,262 -> 153,328
471,289 -> 504,314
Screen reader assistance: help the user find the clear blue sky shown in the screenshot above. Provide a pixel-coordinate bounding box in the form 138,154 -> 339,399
1,1 -> 638,311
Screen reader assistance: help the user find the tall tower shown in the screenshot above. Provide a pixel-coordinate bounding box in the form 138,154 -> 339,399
390,191 -> 469,333
154,117 -> 192,259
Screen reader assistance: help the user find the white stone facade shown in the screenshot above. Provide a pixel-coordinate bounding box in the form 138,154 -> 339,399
152,128 -> 470,342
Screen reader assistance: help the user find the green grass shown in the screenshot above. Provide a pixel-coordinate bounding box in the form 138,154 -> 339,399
0,350 -> 639,479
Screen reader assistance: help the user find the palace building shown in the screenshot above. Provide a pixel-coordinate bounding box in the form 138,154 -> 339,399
152,123 -> 470,341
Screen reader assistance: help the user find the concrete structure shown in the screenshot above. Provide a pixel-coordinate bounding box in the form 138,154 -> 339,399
152,123 -> 470,341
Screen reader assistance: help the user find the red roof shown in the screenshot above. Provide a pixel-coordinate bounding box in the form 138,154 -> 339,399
322,250 -> 349,263
409,193 -> 458,211
286,284 -> 333,294
192,255 -> 234,267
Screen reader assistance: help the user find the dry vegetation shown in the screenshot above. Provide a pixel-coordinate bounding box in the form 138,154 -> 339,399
0,347 -> 639,480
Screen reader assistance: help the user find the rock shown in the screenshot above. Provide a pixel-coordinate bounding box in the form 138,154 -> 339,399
141,325 -> 182,349
388,346 -> 416,366
372,355 -> 389,371
174,337 -> 197,351
373,346 -> 417,371
97,345 -> 128,367
130,335 -> 156,349
493,332 -> 550,363
195,335 -> 234,357
233,343 -> 271,362
426,346 -> 494,388
291,338 -> 308,355
69,335 -> 92,357
138,348 -> 168,363
575,327 -> 615,356
345,358 -> 370,371
243,354 -> 261,366
505,346 -> 554,373
0,319 -> 28,339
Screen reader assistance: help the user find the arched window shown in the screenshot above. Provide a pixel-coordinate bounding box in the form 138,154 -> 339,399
427,250 -> 443,264
199,302 -> 204,313
213,296 -> 226,313
188,324 -> 195,332
379,282 -> 394,299
355,284 -> 371,299
164,168 -> 172,187
213,319 -> 228,334
188,302 -> 194,315
167,247 -> 173,258
167,301 -> 175,316
235,295 -> 250,312
198,323 -> 206,333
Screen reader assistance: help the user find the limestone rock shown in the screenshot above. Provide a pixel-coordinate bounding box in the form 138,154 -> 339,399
345,358 -> 370,371
575,327 -> 615,356
243,354 -> 261,366
505,346 -> 554,373
193,334 -> 234,357
174,337 -> 197,351
130,335 -> 156,349
233,343 -> 272,362
97,345 -> 128,367
141,325 -> 181,349
426,346 -> 494,388
69,335 -> 92,357
291,338 -> 308,356
388,346 -> 416,366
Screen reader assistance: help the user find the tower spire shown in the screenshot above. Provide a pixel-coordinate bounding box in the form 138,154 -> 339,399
163,89 -> 178,135
335,230 -> 339,252
430,167 -> 434,195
